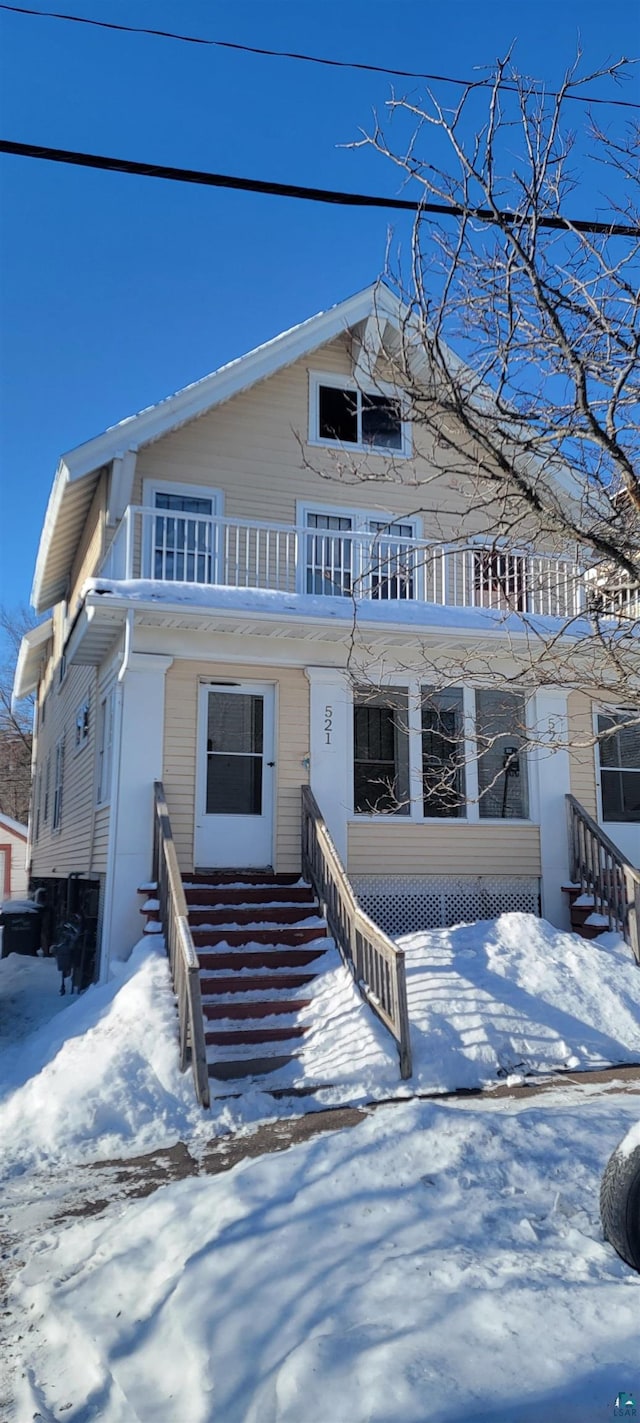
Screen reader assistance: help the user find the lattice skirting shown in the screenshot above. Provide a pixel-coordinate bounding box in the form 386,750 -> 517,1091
350,874 -> 541,939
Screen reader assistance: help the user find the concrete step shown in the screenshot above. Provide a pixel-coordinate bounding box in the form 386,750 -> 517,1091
191,925 -> 328,949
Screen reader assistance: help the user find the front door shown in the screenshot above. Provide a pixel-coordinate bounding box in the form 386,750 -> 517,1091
195,683 -> 275,868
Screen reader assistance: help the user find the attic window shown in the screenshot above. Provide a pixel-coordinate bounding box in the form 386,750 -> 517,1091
312,374 -> 408,454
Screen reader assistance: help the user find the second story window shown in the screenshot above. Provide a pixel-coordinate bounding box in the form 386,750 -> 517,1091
311,374 -> 409,455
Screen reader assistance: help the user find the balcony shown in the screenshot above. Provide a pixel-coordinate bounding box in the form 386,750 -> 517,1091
97,505 -> 637,622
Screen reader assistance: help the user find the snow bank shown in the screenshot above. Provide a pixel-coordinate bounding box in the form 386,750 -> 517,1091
12,1092 -> 640,1423
0,941 -> 210,1177
402,912 -> 640,1090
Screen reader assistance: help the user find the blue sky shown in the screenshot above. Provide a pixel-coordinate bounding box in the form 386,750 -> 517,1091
1,0 -> 638,611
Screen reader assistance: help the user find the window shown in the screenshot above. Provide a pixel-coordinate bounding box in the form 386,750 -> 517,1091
598,713 -> 640,823
52,737 -> 65,830
303,507 -> 419,600
474,550 -> 527,612
43,753 -> 51,824
153,490 -> 216,583
34,769 -> 42,841
353,689 -> 410,815
306,512 -> 353,596
476,690 -> 529,819
369,520 -> 415,600
421,688 -> 466,818
75,698 -> 90,749
97,691 -> 115,805
312,375 -> 408,454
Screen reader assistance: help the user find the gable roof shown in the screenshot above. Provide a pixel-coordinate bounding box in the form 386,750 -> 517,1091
0,812 -> 28,840
32,282 -> 402,613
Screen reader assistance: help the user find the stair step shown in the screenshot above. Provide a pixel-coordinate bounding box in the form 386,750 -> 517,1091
191,926 -> 328,948
184,886 -> 316,906
202,997 -> 311,1019
208,1053 -> 297,1080
186,872 -> 304,886
205,1022 -> 307,1046
188,905 -> 322,927
198,946 -> 327,972
200,971 -> 317,995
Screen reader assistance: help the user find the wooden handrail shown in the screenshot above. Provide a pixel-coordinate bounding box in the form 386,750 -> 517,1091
566,793 -> 640,964
301,784 -> 412,1078
153,781 -> 210,1107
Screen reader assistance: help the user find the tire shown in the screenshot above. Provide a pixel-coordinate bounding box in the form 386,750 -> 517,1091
600,1139 -> 640,1273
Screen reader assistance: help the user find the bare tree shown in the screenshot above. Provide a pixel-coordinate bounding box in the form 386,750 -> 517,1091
301,57 -> 640,816
0,605 -> 37,824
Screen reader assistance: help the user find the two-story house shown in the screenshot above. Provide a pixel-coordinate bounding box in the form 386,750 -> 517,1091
14,282 -> 640,998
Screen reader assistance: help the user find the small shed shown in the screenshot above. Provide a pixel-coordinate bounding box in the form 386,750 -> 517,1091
0,812 -> 28,900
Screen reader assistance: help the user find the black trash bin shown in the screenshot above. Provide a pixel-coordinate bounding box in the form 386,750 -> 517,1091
0,900 -> 43,958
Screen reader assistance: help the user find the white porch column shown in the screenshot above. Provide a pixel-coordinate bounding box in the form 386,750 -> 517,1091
305,666 -> 352,863
532,688 -> 572,929
101,652 -> 173,973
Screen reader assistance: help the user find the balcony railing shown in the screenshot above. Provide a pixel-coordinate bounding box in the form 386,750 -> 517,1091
97,505 -> 637,621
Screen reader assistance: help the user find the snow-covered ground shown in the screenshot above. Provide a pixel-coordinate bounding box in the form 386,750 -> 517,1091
2,919 -> 640,1421
2,914 -> 640,1176
8,1091 -> 640,1423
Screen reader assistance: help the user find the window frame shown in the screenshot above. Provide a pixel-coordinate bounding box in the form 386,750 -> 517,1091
52,735 -> 65,832
595,707 -> 640,825
296,500 -> 421,599
353,686 -> 412,817
308,371 -> 412,458
346,679 -> 534,825
74,697 -> 91,754
142,479 -> 224,582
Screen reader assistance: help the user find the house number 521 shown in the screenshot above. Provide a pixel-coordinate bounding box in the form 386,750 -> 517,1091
324,704 -> 333,744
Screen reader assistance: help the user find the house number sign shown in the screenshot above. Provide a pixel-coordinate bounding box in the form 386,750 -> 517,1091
324,704 -> 333,745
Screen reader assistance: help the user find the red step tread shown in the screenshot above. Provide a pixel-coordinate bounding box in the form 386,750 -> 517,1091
188,905 -> 321,927
191,926 -> 327,948
199,972 -> 316,995
202,998 -> 311,1020
185,886 -> 315,906
197,947 -> 326,971
205,1024 -> 308,1046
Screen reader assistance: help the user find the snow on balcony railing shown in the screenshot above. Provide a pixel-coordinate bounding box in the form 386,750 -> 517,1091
100,505 -> 587,618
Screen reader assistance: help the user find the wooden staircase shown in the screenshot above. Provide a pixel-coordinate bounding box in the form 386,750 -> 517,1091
142,871 -> 329,1082
562,885 -> 611,940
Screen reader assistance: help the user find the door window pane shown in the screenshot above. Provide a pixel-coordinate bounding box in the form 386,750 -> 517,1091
361,394 -> 402,450
353,689 -> 410,814
207,693 -> 263,755
598,714 -> 640,822
206,755 -> 262,816
318,386 -> 358,444
422,688 -> 465,817
476,690 -> 529,819
205,692 -> 264,816
306,512 -> 353,596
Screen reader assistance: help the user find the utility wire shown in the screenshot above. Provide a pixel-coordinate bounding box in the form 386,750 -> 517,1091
1,3 -> 639,112
1,139 -> 638,237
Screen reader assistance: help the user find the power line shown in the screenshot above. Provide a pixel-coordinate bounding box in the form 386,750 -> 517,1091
1,2 -> 639,112
1,138 -> 638,237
